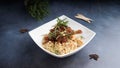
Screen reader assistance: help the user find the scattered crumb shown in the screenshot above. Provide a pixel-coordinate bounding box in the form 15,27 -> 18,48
89,54 -> 99,61
19,28 -> 29,33
75,14 -> 93,23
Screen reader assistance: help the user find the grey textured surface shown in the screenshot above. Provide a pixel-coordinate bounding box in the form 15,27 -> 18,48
0,0 -> 120,68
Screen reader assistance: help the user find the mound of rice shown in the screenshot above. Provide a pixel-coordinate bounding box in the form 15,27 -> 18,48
42,35 -> 83,55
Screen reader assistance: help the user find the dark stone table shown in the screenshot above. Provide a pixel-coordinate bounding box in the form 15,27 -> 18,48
0,0 -> 120,68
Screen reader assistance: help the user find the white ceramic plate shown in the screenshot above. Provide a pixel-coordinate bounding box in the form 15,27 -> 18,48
29,15 -> 96,58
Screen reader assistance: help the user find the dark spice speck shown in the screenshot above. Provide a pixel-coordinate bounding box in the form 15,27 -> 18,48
89,54 -> 99,61
20,29 -> 29,33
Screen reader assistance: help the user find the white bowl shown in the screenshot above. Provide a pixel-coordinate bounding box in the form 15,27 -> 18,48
29,15 -> 96,58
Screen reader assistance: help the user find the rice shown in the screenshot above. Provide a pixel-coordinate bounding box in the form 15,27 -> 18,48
42,35 -> 83,55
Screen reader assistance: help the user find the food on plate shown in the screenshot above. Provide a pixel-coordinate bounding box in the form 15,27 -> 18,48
42,18 -> 83,55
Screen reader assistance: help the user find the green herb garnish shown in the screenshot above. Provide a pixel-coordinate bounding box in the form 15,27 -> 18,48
24,0 -> 49,20
54,50 -> 60,55
47,18 -> 75,43
80,36 -> 84,39
56,18 -> 68,27
48,18 -> 69,40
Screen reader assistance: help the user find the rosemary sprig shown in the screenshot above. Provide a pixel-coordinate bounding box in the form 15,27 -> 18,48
24,0 -> 49,20
56,18 -> 68,26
